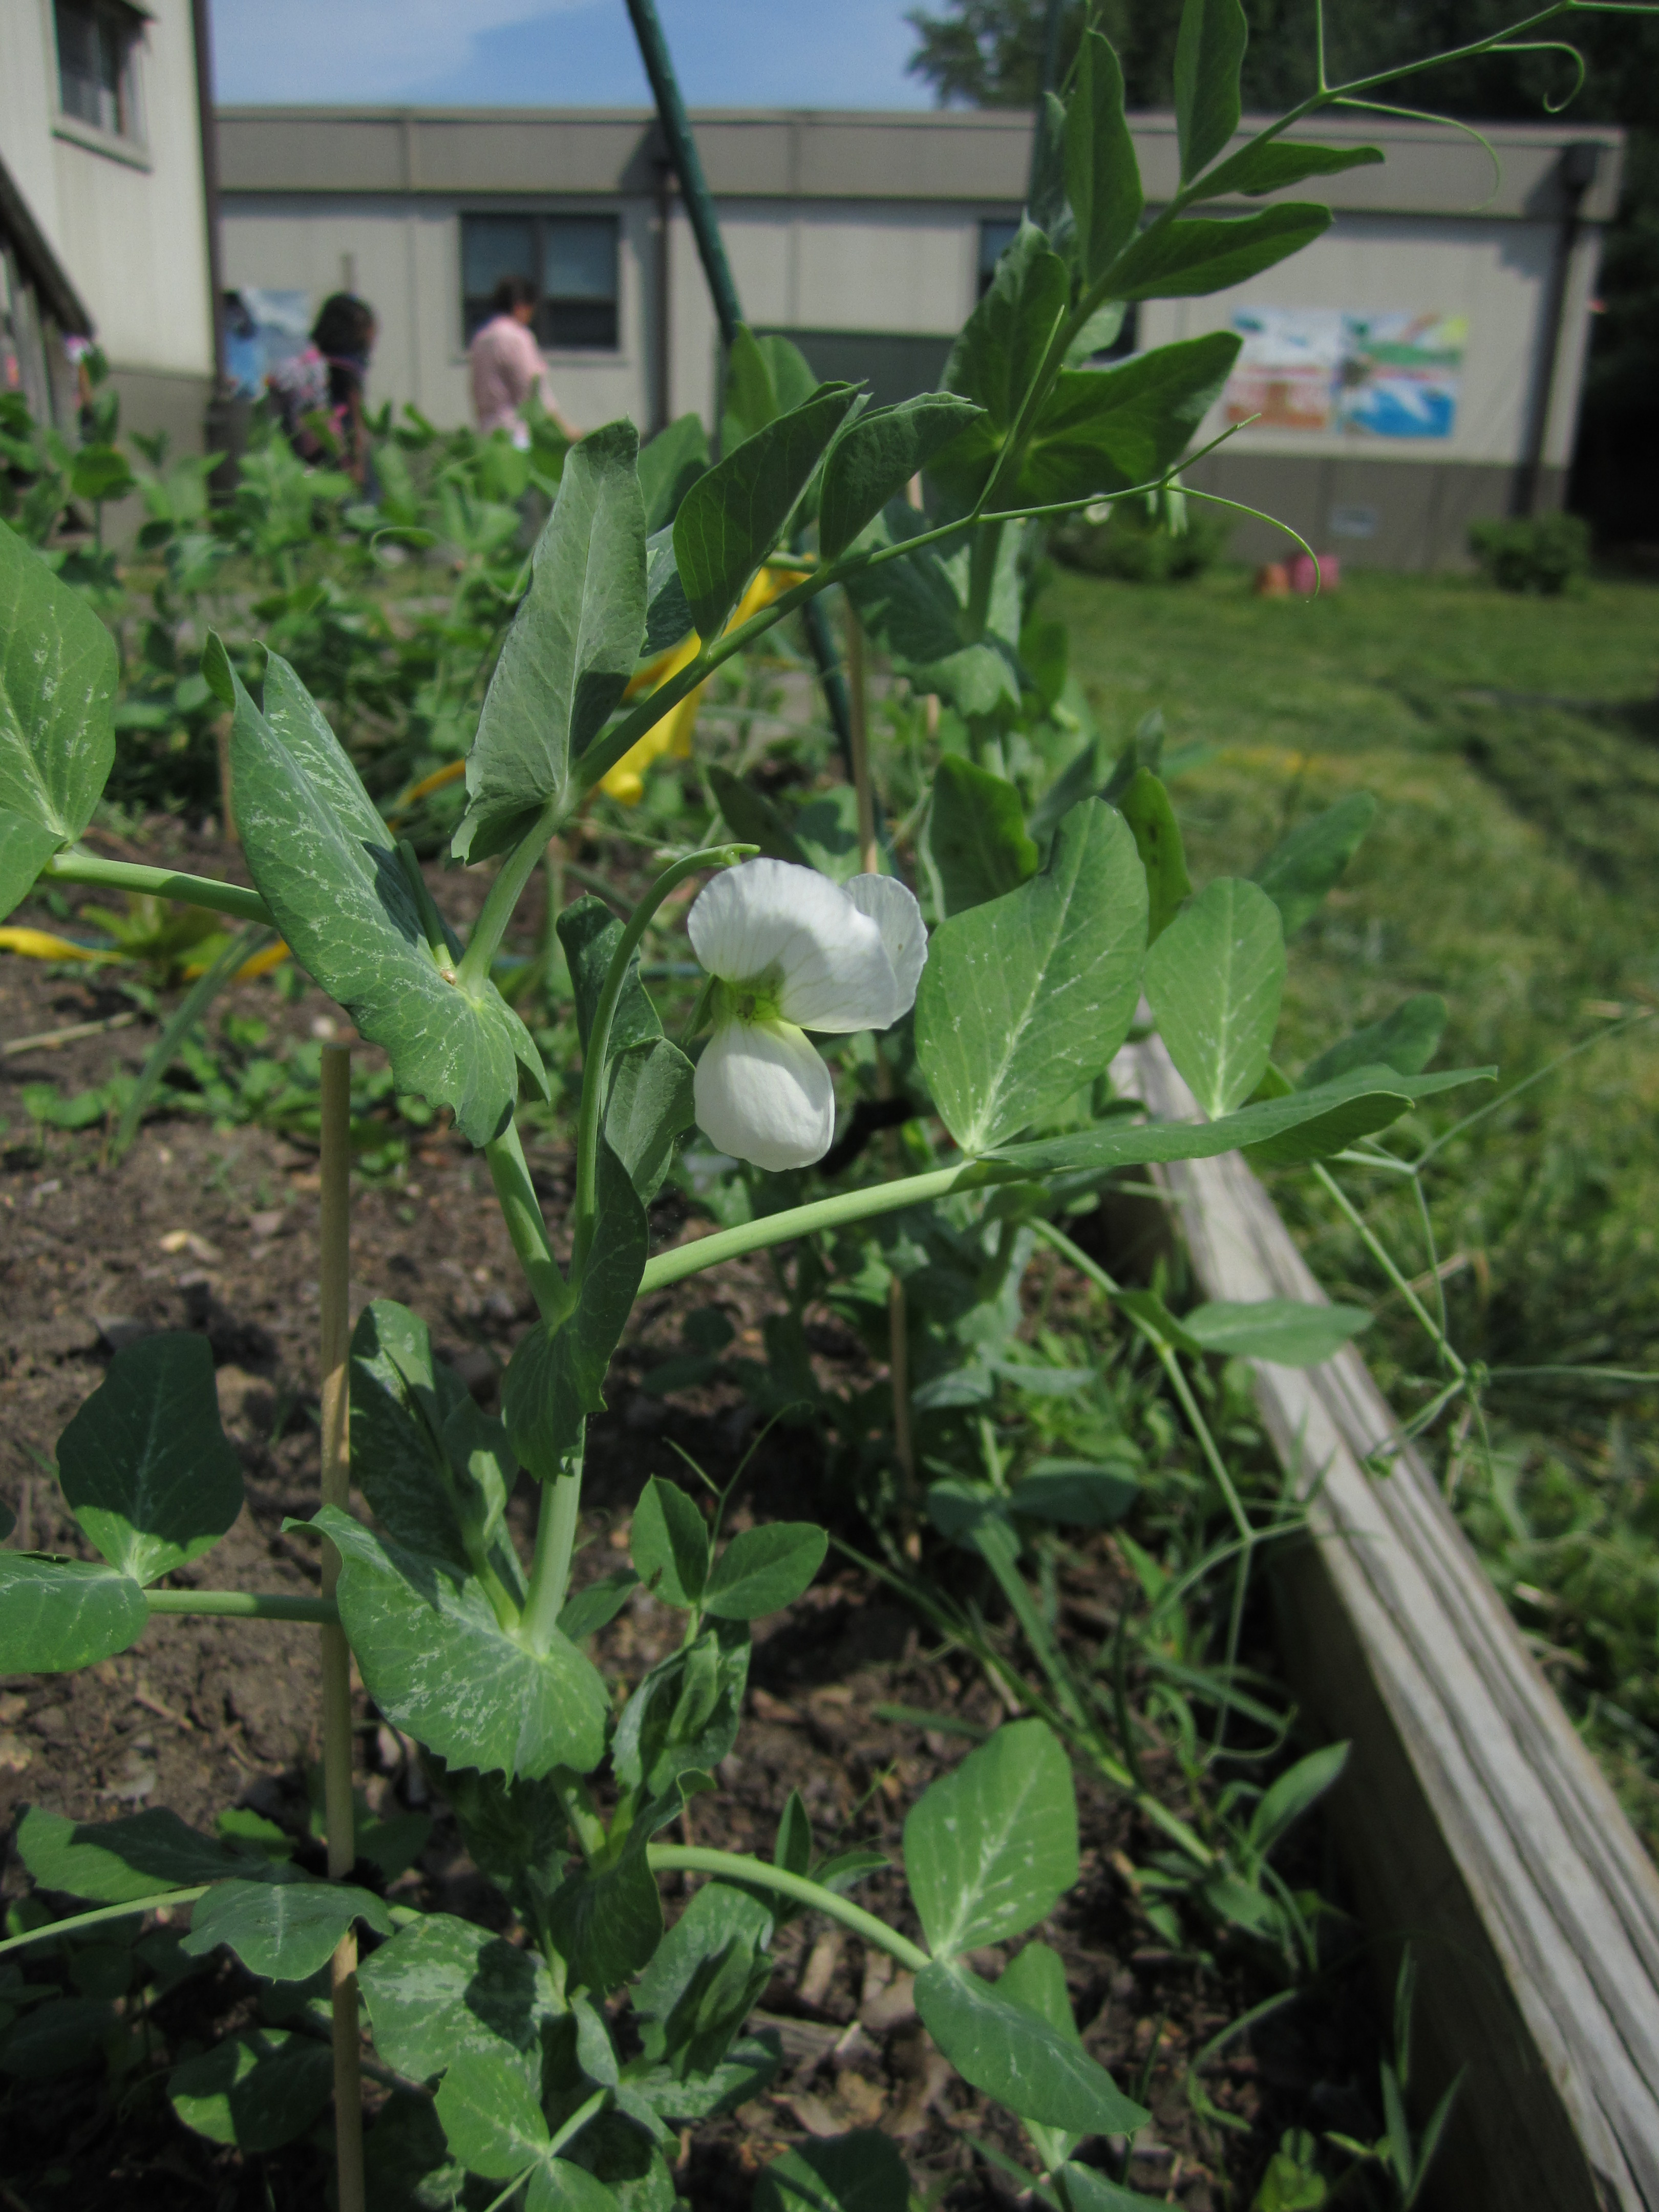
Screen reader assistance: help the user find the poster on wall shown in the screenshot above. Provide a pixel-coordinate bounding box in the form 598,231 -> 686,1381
1224,308 -> 1466,439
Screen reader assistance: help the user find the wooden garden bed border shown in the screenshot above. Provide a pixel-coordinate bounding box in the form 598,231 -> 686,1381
1121,1036 -> 1659,2212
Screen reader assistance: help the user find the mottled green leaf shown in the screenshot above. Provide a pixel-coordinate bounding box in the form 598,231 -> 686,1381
546,1829 -> 663,1996
169,2028 -> 333,2151
926,756 -> 1037,918
0,516 -> 116,919
904,1720 -> 1076,1959
359,1911 -> 560,2090
16,1806 -> 281,1903
312,1505 -> 609,1780
230,651 -> 542,1145
916,799 -> 1147,1153
182,1878 -> 392,1981
1144,877 -> 1285,1117
0,1554 -> 147,1674
56,1332 -> 242,1586
456,420 -> 646,861
606,1038 -> 696,1202
435,2048 -> 550,2179
632,1879 -> 774,2077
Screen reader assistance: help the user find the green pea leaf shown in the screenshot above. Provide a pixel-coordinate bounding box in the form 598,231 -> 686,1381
1201,138 -> 1384,198
0,1995 -> 119,2080
904,1720 -> 1076,1959
704,1523 -> 828,1621
229,650 -> 543,1146
914,1961 -> 1149,2135
16,1806 -> 283,1902
606,1038 -> 696,1203
721,326 -> 820,452
169,2028 -> 333,2151
546,1827 -> 663,1996
934,222 -> 1070,500
527,2160 -> 623,2211
624,2035 -> 781,2127
675,383 -> 857,639
916,798 -> 1147,1154
1116,767 -> 1191,943
181,1878 -> 392,1982
502,1138 -> 646,1482
1144,877 -> 1285,1118
0,1554 -> 147,1674
819,394 -> 985,561
1249,1741 -> 1350,1855
350,1300 -> 491,1573
925,756 -> 1037,919
1174,0 -> 1248,182
755,2131 -> 911,2212
455,420 -> 646,862
1066,27 -> 1142,285
1109,203 -> 1331,300
1302,992 -> 1446,1091
1253,792 -> 1376,935
707,764 -> 810,867
999,1938 -> 1088,2170
632,1878 -> 775,2076
1011,1464 -> 1140,1528
638,413 -> 709,534
1059,2161 -> 1157,2210
435,2048 -> 550,2179
631,1476 -> 711,1607
1181,1299 -> 1370,1367
0,515 -> 117,920
986,1064 -> 1492,1178
612,1622 -> 750,1813
56,1332 -> 242,1587
312,1504 -> 609,1780
558,895 -> 664,1059
1029,338 -> 1257,501
559,1569 -> 641,1643
358,1911 -> 561,2091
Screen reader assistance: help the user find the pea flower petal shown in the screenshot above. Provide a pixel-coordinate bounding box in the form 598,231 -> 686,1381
693,1018 -> 834,1172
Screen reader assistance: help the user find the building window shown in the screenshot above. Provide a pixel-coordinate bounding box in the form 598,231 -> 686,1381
977,219 -> 1138,358
54,0 -> 141,140
461,214 -> 620,352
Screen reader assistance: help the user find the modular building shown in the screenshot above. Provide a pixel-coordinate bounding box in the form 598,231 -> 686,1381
0,0 -> 219,446
215,103 -> 1623,570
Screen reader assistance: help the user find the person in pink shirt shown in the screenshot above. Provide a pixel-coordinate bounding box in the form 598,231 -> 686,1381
469,275 -> 582,448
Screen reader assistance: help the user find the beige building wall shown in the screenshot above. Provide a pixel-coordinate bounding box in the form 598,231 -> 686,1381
0,0 -> 215,446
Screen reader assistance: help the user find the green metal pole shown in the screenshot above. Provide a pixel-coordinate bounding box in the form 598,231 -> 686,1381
621,0 -> 856,767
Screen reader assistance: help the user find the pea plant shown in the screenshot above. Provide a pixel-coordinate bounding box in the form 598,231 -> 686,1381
0,1 -> 1633,2204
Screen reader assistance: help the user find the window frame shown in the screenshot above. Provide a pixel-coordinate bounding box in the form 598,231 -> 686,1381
458,209 -> 623,359
50,0 -> 150,164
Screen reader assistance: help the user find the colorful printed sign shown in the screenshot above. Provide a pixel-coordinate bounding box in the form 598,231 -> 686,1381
1224,308 -> 1466,440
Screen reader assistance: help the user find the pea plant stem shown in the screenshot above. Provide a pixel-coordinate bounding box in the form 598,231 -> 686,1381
42,850 -> 274,928
0,1888 -> 211,1958
144,1589 -> 337,1623
645,1846 -> 932,1973
1309,1161 -> 1469,1384
484,1120 -> 570,1324
317,1043 -> 366,2212
568,843 -> 750,1281
521,1458 -> 584,1656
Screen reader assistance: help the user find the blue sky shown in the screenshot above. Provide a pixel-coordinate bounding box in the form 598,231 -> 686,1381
209,1 -> 933,108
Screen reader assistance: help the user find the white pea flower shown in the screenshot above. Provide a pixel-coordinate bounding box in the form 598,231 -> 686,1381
688,858 -> 927,1172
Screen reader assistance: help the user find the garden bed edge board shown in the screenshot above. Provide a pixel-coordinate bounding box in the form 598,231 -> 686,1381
1122,1035 -> 1659,2212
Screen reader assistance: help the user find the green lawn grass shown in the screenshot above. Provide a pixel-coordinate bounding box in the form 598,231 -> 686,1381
1053,563 -> 1659,1843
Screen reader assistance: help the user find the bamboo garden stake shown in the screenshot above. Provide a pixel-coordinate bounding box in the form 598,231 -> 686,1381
318,1041 -> 365,2212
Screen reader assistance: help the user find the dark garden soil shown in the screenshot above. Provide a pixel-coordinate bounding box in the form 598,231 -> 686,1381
1,828 -> 1387,2209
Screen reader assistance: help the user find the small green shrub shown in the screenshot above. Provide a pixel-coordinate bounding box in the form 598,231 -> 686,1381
1469,511 -> 1592,594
